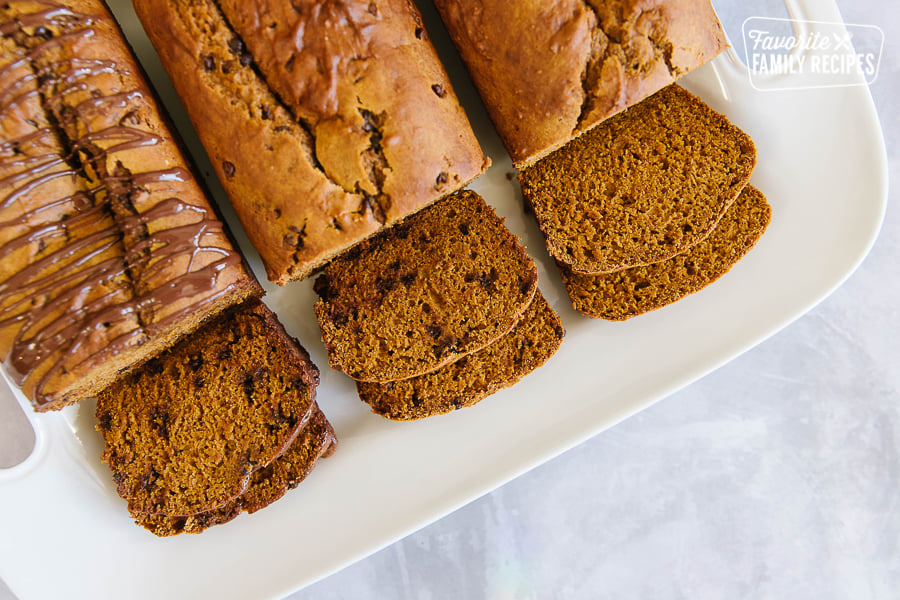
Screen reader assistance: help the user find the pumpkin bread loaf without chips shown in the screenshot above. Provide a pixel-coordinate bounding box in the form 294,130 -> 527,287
357,292 -> 563,420
562,185 -> 771,320
314,189 -> 538,382
0,0 -> 260,411
433,0 -> 727,167
96,299 -> 326,519
134,0 -> 489,284
139,405 -> 336,536
519,84 -> 756,275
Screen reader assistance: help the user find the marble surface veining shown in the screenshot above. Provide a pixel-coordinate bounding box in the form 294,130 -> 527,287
1,0 -> 897,598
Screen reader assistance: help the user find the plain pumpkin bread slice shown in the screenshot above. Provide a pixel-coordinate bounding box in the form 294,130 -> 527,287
561,185 -> 772,320
519,84 -> 756,275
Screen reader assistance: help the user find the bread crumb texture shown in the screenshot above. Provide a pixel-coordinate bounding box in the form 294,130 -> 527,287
562,186 -> 771,320
519,84 -> 756,275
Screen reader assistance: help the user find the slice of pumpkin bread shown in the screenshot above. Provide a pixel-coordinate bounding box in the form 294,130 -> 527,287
314,190 -> 538,382
96,299 -> 323,518
561,186 -> 771,320
519,84 -> 756,274
138,404 -> 337,536
357,292 -> 563,420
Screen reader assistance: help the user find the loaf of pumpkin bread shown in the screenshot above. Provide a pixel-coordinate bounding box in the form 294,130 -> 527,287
433,0 -> 727,167
134,0 -> 490,284
0,0 -> 261,411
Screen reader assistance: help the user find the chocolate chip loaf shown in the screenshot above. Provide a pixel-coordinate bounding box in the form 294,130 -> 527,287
433,0 -> 727,167
561,186 -> 772,320
519,84 -> 756,275
0,0 -> 261,411
314,189 -> 538,383
96,299 -> 328,520
134,0 -> 490,284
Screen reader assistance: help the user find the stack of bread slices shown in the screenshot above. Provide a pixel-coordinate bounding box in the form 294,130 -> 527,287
97,300 -> 336,536
314,190 -> 564,420
519,85 -> 772,320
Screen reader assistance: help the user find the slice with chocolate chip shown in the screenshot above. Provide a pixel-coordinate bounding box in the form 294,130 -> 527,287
314,190 -> 538,383
96,299 -> 332,520
357,292 -> 563,420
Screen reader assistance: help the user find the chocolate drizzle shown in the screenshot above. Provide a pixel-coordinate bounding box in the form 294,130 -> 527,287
0,1 -> 245,408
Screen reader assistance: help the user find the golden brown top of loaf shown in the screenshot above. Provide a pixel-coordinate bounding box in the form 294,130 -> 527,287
135,0 -> 489,284
0,0 -> 260,411
433,0 -> 727,167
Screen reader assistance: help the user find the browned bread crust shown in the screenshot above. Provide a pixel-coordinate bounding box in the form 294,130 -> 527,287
561,186 -> 771,320
433,0 -> 727,168
96,300 -> 320,518
134,0 -> 489,284
314,189 -> 538,382
0,0 -> 260,411
138,404 -> 336,537
519,85 -> 756,275
357,292 -> 563,420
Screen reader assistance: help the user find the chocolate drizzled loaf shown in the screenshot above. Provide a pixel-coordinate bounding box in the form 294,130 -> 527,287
96,299 -> 332,523
134,0 -> 489,284
0,0 -> 260,411
314,190 -> 538,383
433,0 -> 727,167
519,85 -> 756,275
561,186 -> 772,320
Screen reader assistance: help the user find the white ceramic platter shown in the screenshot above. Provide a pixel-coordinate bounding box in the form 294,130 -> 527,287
0,0 -> 887,598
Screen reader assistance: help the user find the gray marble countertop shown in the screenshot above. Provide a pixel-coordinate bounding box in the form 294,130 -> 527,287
2,0 -> 896,598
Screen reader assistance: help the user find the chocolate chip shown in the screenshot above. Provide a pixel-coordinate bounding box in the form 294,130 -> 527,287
432,84 -> 446,98
228,37 -> 244,55
240,52 -> 253,67
367,2 -> 377,15
274,125 -> 290,133
375,275 -> 397,294
98,411 -> 112,432
34,26 -> 52,39
282,232 -> 298,250
149,407 -> 170,440
203,55 -> 215,71
436,171 -> 448,185
260,105 -> 271,120
458,222 -> 469,235
415,27 -> 425,40
222,60 -> 234,74
217,347 -> 232,361
188,355 -> 203,371
222,161 -> 235,178
518,274 -> 533,295
426,325 -> 442,339
314,274 -> 335,300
